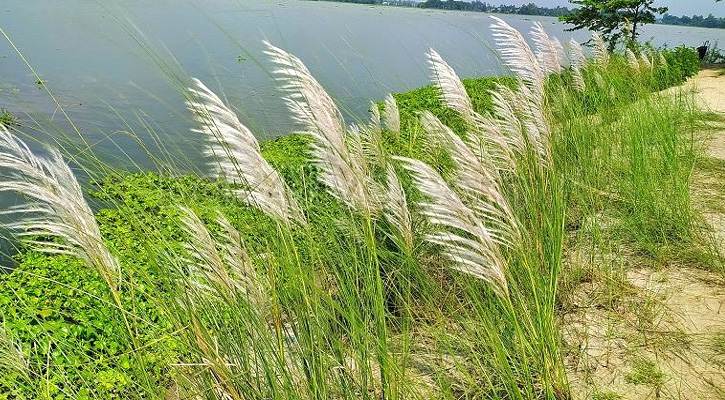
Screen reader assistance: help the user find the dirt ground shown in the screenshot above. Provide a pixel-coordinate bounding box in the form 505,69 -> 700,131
564,68 -> 725,400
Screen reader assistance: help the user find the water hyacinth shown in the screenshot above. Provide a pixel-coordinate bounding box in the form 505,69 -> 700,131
0,127 -> 120,289
395,156 -> 509,297
265,41 -> 379,217
187,78 -> 305,226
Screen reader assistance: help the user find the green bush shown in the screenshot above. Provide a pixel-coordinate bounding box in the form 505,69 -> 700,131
662,45 -> 700,83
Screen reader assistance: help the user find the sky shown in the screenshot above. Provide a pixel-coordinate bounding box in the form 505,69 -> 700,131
492,0 -> 725,18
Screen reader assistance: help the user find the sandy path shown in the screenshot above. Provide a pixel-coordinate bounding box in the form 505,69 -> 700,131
682,69 -> 725,160
673,68 -> 725,113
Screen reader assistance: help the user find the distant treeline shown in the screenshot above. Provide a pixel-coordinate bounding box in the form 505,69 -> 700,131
660,13 -> 725,29
416,0 -> 571,16
307,0 -> 571,16
309,0 -> 725,30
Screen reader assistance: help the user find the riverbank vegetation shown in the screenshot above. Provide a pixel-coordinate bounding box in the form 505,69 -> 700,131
0,19 -> 707,400
315,0 -> 725,31
661,12 -> 725,29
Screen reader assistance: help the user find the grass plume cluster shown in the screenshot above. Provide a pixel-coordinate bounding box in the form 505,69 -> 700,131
0,17 -> 707,400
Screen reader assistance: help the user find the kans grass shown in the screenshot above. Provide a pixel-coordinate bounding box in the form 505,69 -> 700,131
0,18 -> 708,400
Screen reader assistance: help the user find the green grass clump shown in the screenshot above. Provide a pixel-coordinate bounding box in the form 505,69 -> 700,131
0,108 -> 17,128
625,358 -> 666,387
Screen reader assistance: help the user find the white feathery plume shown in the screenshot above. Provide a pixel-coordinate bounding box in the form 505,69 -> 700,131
369,101 -> 381,130
518,84 -> 552,165
217,213 -> 267,310
179,207 -> 233,294
591,32 -> 609,66
363,103 -> 389,166
626,48 -> 640,70
383,165 -> 414,254
395,156 -> 508,297
568,39 -> 586,92
466,119 -> 517,174
639,51 -> 652,69
568,39 -> 587,69
420,112 -> 518,244
489,85 -> 527,155
571,65 -> 586,92
345,124 -> 373,174
264,41 -> 346,151
360,124 -> 388,169
658,52 -> 668,67
490,83 -> 550,165
490,17 -> 551,166
490,16 -> 546,98
0,128 -> 120,289
426,49 -> 517,173
553,38 -> 565,65
187,78 -> 305,226
531,22 -> 563,75
265,41 -> 378,216
178,207 -> 265,307
427,48 -> 477,125
593,70 -> 606,90
382,94 -> 400,135
0,327 -> 29,381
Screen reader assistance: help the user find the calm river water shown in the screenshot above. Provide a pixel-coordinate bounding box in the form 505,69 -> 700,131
2,0 -> 725,171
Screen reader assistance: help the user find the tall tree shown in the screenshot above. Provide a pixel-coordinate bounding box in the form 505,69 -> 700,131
560,1 -> 668,48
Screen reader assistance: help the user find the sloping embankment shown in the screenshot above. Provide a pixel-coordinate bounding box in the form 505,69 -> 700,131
564,68 -> 725,400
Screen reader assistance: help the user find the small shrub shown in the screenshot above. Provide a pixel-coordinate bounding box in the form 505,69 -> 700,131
662,45 -> 700,81
0,108 -> 17,128
625,358 -> 666,387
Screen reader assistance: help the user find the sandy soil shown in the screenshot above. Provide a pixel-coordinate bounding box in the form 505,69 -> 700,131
666,68 -> 725,160
564,68 -> 725,400
670,68 -> 725,113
